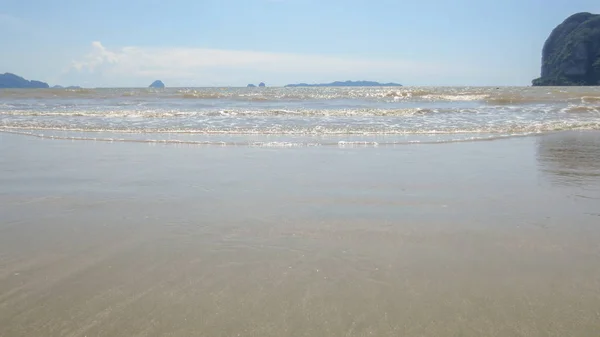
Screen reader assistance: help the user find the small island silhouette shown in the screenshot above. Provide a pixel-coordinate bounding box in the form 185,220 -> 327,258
149,80 -> 165,88
0,73 -> 49,88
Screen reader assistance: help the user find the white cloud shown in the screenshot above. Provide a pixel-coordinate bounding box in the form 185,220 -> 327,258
72,41 -> 120,72
68,41 -> 499,87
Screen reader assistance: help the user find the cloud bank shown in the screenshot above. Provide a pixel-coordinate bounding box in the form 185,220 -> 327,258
68,41 -> 491,87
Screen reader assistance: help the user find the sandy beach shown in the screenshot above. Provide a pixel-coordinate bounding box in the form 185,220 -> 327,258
1,131 -> 600,337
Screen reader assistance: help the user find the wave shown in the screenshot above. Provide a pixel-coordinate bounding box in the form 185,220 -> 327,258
0,110 -> 185,118
0,108 -> 449,118
6,105 -> 599,118
483,94 -> 565,105
423,94 -> 489,101
0,87 -> 495,102
0,128 -> 548,147
562,105 -> 600,113
63,88 -> 95,94
2,120 -> 599,135
485,92 -> 600,106
581,96 -> 600,103
179,90 -> 228,99
4,87 -> 600,104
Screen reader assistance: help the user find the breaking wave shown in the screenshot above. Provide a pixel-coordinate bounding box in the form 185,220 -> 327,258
0,128 -> 551,147
2,120 -> 599,135
2,86 -> 600,147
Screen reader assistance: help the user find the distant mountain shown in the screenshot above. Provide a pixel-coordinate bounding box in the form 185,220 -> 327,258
258,82 -> 266,87
0,73 -> 49,89
149,80 -> 165,88
285,80 -> 402,88
247,84 -> 257,88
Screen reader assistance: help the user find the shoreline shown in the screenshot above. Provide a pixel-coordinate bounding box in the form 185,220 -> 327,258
0,127 -> 578,147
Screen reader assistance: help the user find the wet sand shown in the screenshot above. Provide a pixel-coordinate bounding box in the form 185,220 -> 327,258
1,132 -> 600,337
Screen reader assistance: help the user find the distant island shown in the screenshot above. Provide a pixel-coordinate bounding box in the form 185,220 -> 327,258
149,80 -> 165,88
532,12 -> 600,86
258,82 -> 266,87
247,84 -> 257,88
285,80 -> 403,87
0,73 -> 49,89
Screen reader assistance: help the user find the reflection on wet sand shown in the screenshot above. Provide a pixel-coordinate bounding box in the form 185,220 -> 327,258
537,131 -> 600,187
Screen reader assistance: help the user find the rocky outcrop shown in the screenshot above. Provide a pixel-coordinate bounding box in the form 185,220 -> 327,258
533,12 -> 600,86
0,73 -> 49,88
258,82 -> 266,87
149,80 -> 165,88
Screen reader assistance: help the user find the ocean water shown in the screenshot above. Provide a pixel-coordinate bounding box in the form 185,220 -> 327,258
1,86 -> 600,146
2,86 -> 600,336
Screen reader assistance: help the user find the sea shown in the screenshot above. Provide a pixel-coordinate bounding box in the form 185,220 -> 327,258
1,86 -> 600,145
2,86 -> 600,336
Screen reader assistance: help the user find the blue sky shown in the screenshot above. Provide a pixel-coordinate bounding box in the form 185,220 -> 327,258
1,0 -> 599,87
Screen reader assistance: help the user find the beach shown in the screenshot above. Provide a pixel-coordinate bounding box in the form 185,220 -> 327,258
1,130 -> 599,336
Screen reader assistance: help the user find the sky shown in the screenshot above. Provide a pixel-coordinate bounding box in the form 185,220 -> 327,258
1,0 -> 599,87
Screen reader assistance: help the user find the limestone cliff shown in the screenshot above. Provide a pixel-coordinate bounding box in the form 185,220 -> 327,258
533,12 -> 600,86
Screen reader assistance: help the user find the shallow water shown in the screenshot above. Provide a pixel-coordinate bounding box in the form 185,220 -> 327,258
1,86 -> 600,146
2,86 -> 600,336
1,131 -> 599,336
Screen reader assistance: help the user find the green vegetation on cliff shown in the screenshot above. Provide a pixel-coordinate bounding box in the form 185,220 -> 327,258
533,12 -> 600,86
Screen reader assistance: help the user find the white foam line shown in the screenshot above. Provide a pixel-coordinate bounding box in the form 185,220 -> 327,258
0,128 -> 550,148
2,124 -> 597,135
